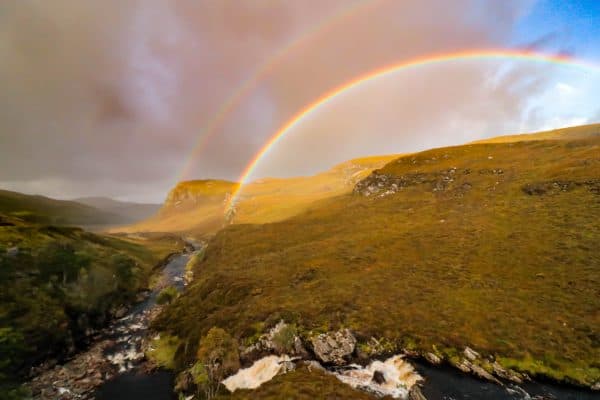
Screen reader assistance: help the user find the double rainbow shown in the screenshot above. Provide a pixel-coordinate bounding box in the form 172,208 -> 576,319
178,0 -> 383,181
225,49 -> 599,211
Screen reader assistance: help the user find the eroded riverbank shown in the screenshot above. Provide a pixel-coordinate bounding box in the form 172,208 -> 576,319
23,247 -> 196,400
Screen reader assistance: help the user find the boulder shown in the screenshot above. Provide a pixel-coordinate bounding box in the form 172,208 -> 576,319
491,361 -> 524,384
310,329 -> 356,365
408,385 -> 428,400
424,352 -> 442,365
372,370 -> 386,384
240,321 -> 307,365
463,347 -> 480,361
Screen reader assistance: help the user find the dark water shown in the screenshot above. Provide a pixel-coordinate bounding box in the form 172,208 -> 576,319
95,371 -> 176,400
415,361 -> 599,400
94,251 -> 192,400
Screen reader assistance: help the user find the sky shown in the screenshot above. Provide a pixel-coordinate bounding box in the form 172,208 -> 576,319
0,0 -> 598,202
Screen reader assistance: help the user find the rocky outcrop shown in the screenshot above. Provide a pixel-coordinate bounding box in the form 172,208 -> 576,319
424,352 -> 442,365
408,386 -> 428,400
161,180 -> 237,212
354,168 -> 472,198
522,179 -> 600,196
240,321 -> 308,365
310,329 -> 356,365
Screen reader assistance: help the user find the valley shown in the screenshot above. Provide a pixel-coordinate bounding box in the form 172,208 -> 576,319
1,124 -> 599,400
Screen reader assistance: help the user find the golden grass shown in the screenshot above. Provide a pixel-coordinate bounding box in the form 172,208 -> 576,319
118,155 -> 400,234
155,133 -> 600,387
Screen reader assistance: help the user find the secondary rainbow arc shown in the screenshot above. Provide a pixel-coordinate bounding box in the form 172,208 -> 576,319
225,49 -> 600,212
178,0 -> 383,181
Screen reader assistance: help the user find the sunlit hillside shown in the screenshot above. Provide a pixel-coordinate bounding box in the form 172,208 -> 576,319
155,125 -> 600,391
472,123 -> 600,144
119,123 -> 600,236
116,155 -> 400,233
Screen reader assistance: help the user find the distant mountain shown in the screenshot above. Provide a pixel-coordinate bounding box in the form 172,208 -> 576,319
0,189 -> 124,227
116,155 -> 400,233
74,196 -> 160,223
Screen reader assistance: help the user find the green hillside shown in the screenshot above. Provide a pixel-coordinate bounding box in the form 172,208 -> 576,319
0,214 -> 184,398
154,129 -> 600,395
0,190 -> 123,227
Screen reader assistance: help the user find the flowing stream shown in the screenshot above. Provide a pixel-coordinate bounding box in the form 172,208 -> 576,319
93,251 -> 192,400
28,245 -> 598,400
26,248 -> 194,400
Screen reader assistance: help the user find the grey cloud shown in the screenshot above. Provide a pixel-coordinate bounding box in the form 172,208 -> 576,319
0,0 -> 578,202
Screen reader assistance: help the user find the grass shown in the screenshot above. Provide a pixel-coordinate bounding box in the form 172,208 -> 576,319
0,189 -> 124,227
154,132 -> 600,390
146,334 -> 182,370
119,155 -> 399,234
0,215 -> 185,397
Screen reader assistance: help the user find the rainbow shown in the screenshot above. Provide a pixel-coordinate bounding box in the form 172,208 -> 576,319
178,0 -> 384,181
226,49 -> 599,211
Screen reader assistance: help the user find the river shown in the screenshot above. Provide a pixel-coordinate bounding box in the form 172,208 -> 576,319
93,251 -> 192,400
28,248 -> 598,400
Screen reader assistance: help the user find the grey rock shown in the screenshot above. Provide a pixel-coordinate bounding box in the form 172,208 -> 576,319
372,370 -> 386,384
424,352 -> 442,365
463,346 -> 480,361
310,329 -> 356,365
457,359 -> 502,385
408,385 -> 428,400
303,360 -> 326,372
492,361 -> 524,384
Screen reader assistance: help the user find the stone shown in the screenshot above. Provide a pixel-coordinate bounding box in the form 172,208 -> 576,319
310,329 -> 357,365
241,320 -> 308,365
303,360 -> 325,372
424,352 -> 442,365
491,361 -> 524,384
463,347 -> 480,361
6,246 -> 19,257
372,370 -> 386,384
408,385 -> 428,400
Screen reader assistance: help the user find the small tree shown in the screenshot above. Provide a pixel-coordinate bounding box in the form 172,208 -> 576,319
192,327 -> 240,399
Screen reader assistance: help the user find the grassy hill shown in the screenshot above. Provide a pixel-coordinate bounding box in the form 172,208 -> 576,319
472,123 -> 600,144
121,124 -> 600,236
0,190 -> 124,227
153,125 -> 600,394
120,180 -> 240,234
0,214 -> 184,398
74,197 -> 160,223
118,155 -> 400,234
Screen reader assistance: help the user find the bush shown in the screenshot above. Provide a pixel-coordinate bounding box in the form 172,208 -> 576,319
193,327 -> 240,399
146,334 -> 181,370
271,323 -> 298,354
156,286 -> 179,305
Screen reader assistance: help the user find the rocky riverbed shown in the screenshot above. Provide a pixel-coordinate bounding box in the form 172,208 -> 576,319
23,249 -> 196,400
